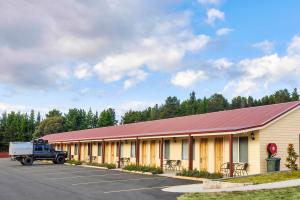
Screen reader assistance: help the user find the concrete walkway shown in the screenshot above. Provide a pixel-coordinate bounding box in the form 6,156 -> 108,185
163,178 -> 300,193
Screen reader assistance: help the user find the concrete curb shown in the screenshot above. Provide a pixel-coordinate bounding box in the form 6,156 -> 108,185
121,169 -> 154,176
172,176 -> 207,182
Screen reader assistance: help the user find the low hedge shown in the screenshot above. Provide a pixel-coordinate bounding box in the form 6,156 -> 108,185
88,162 -> 116,169
123,164 -> 163,174
66,159 -> 82,165
176,169 -> 223,179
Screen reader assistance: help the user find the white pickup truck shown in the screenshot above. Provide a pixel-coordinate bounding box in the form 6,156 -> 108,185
9,139 -> 68,166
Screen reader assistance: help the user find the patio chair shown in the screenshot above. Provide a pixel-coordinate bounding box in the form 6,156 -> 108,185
175,160 -> 182,171
220,162 -> 230,177
234,163 -> 248,176
164,160 -> 174,170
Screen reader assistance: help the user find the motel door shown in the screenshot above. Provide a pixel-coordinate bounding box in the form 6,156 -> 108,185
141,141 -> 147,165
214,138 -> 223,173
200,138 -> 208,171
105,143 -> 109,162
150,141 -> 156,166
111,143 -> 115,163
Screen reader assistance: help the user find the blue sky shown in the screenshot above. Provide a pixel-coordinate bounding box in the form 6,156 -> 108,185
0,0 -> 300,118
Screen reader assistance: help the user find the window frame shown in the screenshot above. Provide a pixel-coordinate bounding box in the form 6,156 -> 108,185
74,144 -> 78,155
164,140 -> 170,159
232,136 -> 249,163
130,142 -> 136,158
97,143 -> 102,156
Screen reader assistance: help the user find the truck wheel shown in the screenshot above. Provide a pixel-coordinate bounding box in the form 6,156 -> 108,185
56,156 -> 65,164
23,157 -> 33,166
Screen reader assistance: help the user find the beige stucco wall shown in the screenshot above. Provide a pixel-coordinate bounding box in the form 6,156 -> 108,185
259,107 -> 300,173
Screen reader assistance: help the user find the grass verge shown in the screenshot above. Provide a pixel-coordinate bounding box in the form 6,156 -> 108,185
65,159 -> 82,165
178,185 -> 300,200
224,170 -> 300,184
176,169 -> 223,179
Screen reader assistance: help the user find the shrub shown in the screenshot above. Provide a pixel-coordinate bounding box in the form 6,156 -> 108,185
123,164 -> 163,174
286,144 -> 299,171
88,162 -> 116,169
66,159 -> 82,165
176,169 -> 223,179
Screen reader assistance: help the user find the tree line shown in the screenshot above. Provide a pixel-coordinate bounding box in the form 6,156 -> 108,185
0,88 -> 299,150
0,108 -> 117,150
121,88 -> 299,123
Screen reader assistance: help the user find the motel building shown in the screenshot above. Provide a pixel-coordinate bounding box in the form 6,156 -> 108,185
43,101 -> 300,177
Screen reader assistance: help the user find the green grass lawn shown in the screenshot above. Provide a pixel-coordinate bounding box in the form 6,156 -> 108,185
223,170 -> 300,184
178,186 -> 300,200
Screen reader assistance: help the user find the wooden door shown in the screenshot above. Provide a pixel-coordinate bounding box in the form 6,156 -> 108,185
105,143 -> 109,163
214,138 -> 223,173
200,138 -> 208,171
111,143 -> 115,164
141,141 -> 147,165
150,141 -> 156,166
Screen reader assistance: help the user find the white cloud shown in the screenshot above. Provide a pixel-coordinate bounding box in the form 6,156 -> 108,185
93,15 -> 210,85
287,35 -> 300,55
123,70 -> 148,90
171,70 -> 208,88
74,63 -> 93,80
0,1 -> 211,91
224,35 -> 300,96
198,0 -> 221,5
116,100 -> 156,119
216,27 -> 233,36
212,58 -> 233,70
206,8 -> 225,25
0,102 -> 50,115
79,87 -> 90,95
252,40 -> 275,54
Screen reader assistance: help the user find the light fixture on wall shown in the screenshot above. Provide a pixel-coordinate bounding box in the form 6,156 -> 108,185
251,132 -> 255,140
173,137 -> 177,143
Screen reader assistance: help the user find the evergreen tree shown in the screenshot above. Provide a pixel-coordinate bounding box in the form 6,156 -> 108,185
86,108 -> 94,129
98,108 -> 117,127
36,112 -> 41,126
46,109 -> 62,118
160,96 -> 181,118
207,93 -> 229,112
291,88 -> 299,101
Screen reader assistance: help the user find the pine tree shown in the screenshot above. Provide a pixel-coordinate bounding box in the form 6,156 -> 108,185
86,108 -> 94,129
286,144 -> 299,171
291,88 -> 299,101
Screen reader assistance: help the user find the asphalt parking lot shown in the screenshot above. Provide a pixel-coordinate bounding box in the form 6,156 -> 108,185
0,159 -> 197,200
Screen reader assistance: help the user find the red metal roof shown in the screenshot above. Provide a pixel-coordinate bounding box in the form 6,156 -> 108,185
42,101 -> 300,142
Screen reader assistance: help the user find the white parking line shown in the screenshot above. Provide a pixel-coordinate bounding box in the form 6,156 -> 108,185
49,173 -> 122,180
38,170 -> 93,175
72,177 -> 165,186
103,185 -> 172,194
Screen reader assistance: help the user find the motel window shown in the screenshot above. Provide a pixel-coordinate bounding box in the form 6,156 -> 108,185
233,137 -> 239,162
87,143 -> 91,156
182,139 -> 196,160
116,142 -> 124,157
232,137 -> 249,163
98,143 -> 102,156
121,143 -> 124,157
164,140 -> 170,159
131,142 -> 136,158
74,144 -> 78,155
182,140 -> 188,160
239,137 -> 248,163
